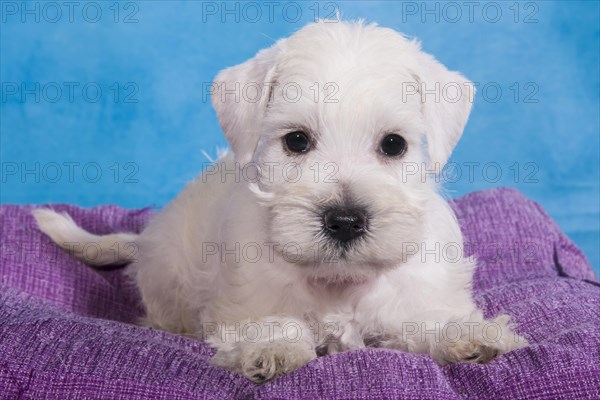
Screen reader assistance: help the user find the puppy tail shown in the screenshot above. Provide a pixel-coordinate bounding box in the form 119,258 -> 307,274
33,208 -> 139,267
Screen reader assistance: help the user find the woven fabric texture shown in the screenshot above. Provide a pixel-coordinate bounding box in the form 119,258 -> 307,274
1,188 -> 598,399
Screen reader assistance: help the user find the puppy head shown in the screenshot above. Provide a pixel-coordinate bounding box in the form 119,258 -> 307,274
212,21 -> 474,284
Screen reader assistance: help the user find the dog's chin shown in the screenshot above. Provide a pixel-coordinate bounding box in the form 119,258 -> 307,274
300,262 -> 375,289
280,246 -> 411,289
307,273 -> 371,289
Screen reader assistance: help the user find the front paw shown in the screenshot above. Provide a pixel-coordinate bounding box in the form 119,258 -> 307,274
432,339 -> 499,365
432,314 -> 528,365
212,340 -> 316,383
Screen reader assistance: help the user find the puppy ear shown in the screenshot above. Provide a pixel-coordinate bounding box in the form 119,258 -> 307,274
412,52 -> 474,170
211,40 -> 284,164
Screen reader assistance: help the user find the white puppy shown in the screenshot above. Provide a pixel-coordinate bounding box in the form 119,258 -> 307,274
35,20 -> 527,383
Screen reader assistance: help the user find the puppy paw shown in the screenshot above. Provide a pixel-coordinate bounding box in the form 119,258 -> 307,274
432,314 -> 528,366
433,339 -> 498,365
212,340 -> 316,383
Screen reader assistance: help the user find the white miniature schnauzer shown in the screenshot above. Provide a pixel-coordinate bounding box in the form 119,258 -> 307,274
35,20 -> 527,383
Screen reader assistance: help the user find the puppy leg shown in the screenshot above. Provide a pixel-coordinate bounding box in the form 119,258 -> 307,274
430,311 -> 528,365
208,316 -> 317,383
382,310 -> 528,365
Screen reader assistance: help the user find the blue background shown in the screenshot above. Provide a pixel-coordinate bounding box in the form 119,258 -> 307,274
1,1 -> 598,276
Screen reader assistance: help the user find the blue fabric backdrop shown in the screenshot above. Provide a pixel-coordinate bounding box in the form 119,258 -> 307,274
1,1 -> 598,275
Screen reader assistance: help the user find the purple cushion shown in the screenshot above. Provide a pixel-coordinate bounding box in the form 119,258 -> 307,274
1,188 -> 599,399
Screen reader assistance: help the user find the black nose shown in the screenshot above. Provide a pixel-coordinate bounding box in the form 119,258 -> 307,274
323,208 -> 368,243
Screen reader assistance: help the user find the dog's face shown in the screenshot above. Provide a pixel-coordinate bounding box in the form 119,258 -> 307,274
211,21 -> 473,284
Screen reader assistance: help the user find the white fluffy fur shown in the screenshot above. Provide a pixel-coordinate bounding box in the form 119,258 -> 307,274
34,20 -> 526,383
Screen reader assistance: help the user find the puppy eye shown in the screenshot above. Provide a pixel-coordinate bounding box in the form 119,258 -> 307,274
284,131 -> 311,153
380,134 -> 407,157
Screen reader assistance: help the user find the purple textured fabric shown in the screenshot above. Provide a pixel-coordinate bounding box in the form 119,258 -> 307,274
1,188 -> 599,399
